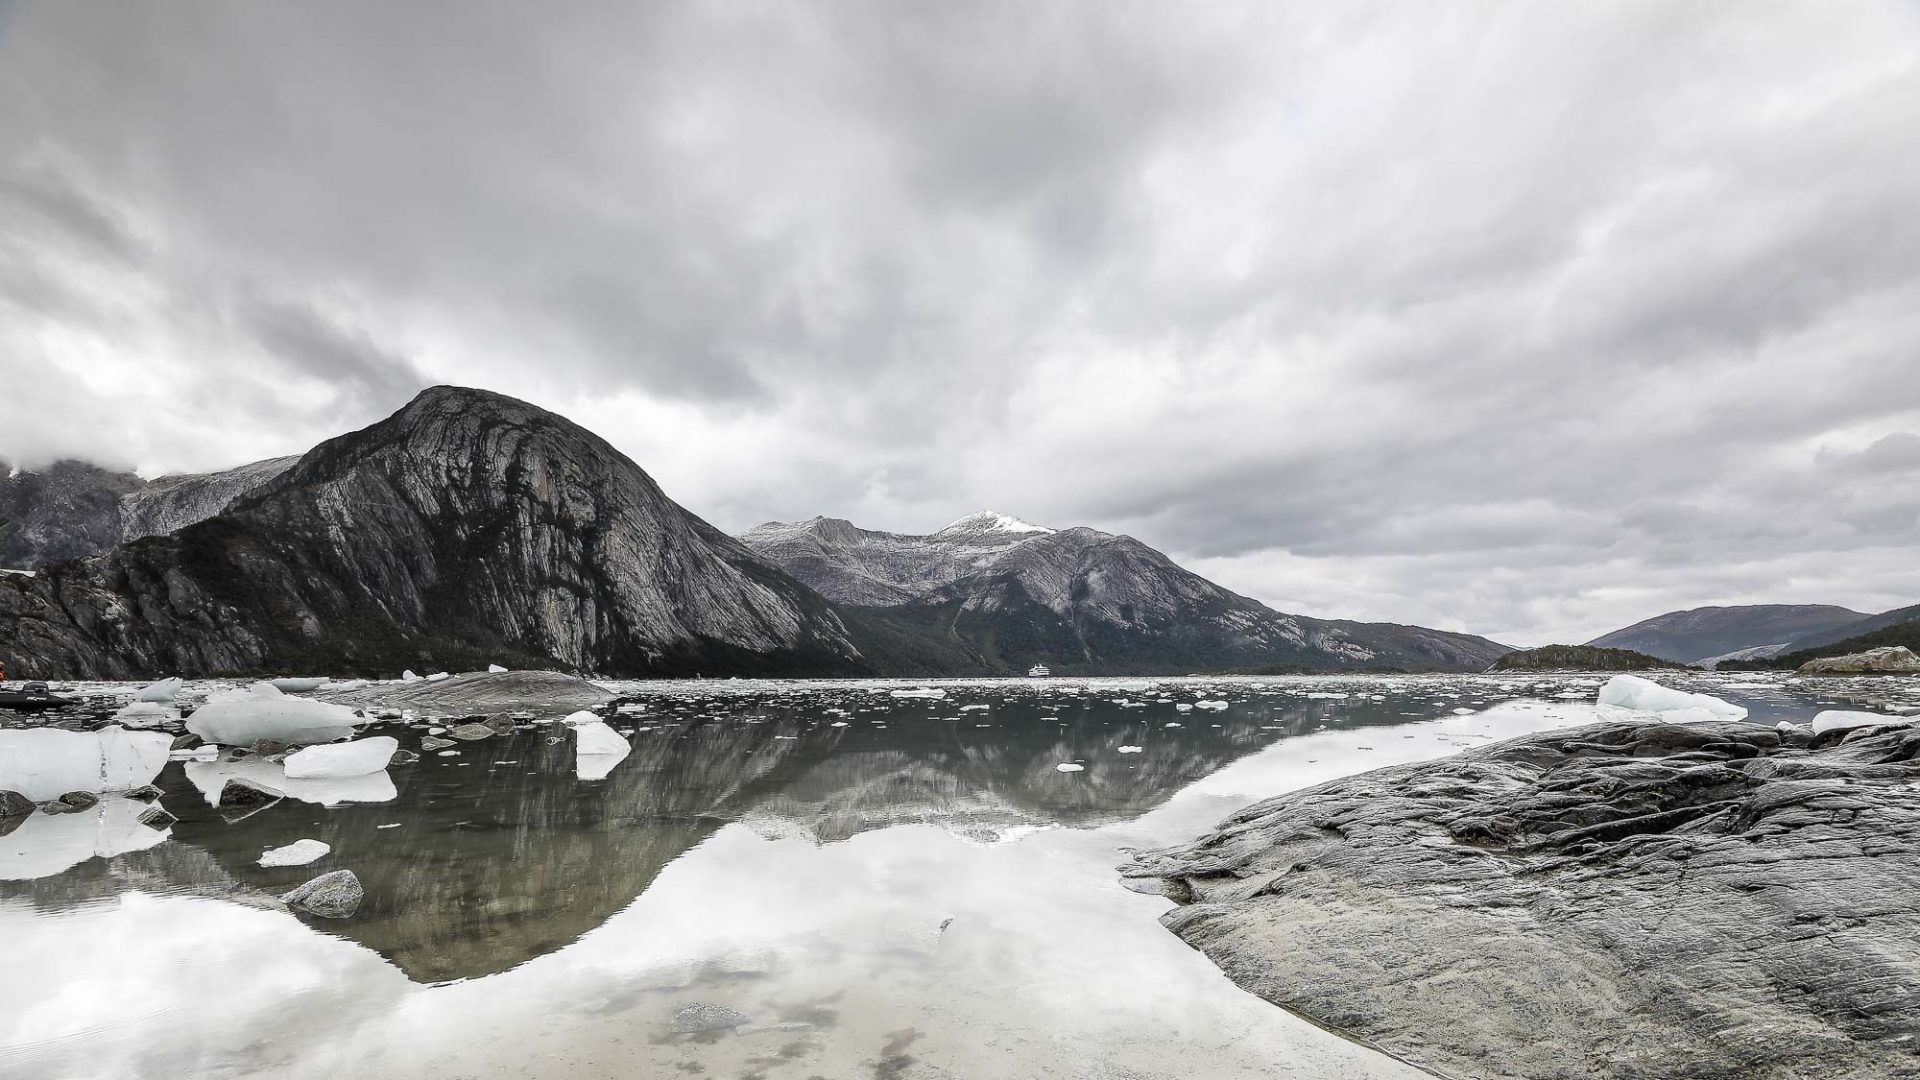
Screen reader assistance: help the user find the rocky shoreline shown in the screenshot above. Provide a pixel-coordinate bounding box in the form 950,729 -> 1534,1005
1121,717 -> 1920,1079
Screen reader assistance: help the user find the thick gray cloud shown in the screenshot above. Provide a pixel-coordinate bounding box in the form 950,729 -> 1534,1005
2,1 -> 1917,644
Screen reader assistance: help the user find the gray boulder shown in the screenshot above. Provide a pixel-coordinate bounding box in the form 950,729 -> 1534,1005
281,869 -> 364,919
43,790 -> 100,815
1121,720 -> 1920,1080
0,790 -> 33,818
670,1003 -> 750,1034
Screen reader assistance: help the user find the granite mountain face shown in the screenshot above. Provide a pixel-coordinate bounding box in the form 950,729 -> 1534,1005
0,456 -> 296,569
742,514 -> 1511,674
0,387 -> 863,679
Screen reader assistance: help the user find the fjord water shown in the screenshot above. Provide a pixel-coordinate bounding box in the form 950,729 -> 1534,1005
0,674 -> 1853,1080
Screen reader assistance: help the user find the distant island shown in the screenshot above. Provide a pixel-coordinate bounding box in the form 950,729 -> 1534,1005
1488,644 -> 1680,672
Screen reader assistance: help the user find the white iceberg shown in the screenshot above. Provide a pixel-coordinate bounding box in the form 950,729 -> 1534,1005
1812,710 -> 1911,735
112,700 -> 180,729
269,678 -> 328,693
185,682 -> 364,746
573,721 -> 631,780
890,688 -> 948,699
401,670 -> 421,682
425,672 -> 450,682
0,726 -> 172,802
283,736 -> 399,779
1117,745 -> 1144,754
258,839 -> 331,867
561,710 -> 603,727
1595,675 -> 1747,724
134,677 -> 183,703
184,757 -> 396,807
1055,762 -> 1085,773
0,799 -> 172,881
487,664 -> 508,673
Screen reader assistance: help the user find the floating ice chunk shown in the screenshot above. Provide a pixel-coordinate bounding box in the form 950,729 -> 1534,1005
0,798 -> 171,881
1117,745 -> 1144,754
425,672 -> 450,683
112,700 -> 179,729
283,736 -> 399,779
560,710 -> 602,727
1812,710 -> 1911,735
830,721 -> 849,728
259,839 -> 331,867
326,679 -> 369,693
959,704 -> 990,711
1054,763 -> 1085,773
487,664 -> 508,674
186,682 -> 364,746
0,726 -> 171,801
270,678 -> 328,693
401,670 -> 421,682
1595,675 -> 1746,723
890,688 -> 948,699
134,677 -> 183,703
1451,707 -> 1476,715
1194,700 -> 1229,711
184,757 -> 396,807
573,721 -> 631,780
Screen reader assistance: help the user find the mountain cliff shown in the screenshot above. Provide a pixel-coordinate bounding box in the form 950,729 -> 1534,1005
1586,604 -> 1868,663
0,386 -> 863,678
743,514 -> 1511,674
0,455 -> 295,568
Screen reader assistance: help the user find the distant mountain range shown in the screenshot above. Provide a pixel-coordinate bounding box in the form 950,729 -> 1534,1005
743,514 -> 1512,675
0,387 -> 1510,679
1585,602 -> 1920,668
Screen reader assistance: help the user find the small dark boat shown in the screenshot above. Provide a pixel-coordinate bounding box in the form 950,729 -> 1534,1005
0,682 -> 77,711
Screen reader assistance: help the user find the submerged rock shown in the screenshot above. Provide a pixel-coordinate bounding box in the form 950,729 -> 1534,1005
446,723 -> 495,741
670,1003 -> 750,1034
42,790 -> 99,815
420,736 -> 455,751
1121,720 -> 1920,1080
216,778 -> 282,819
280,869 -> 363,918
1799,645 -> 1920,675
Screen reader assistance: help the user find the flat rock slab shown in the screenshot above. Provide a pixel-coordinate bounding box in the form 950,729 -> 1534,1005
317,670 -> 612,717
1121,719 -> 1920,1080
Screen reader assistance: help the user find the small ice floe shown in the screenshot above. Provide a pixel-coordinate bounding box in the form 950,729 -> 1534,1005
487,664 -> 509,673
0,726 -> 171,801
1117,745 -> 1144,754
1164,722 -> 1182,728
561,710 -> 602,726
1054,763 -> 1085,773
259,839 -> 330,867
112,700 -> 180,729
376,823 -> 401,829
283,737 -> 399,779
186,757 -> 397,807
959,704 -> 990,712
1596,675 -> 1746,724
133,677 -> 183,704
401,670 -> 422,682
270,678 -> 328,694
830,721 -> 850,727
186,683 -> 364,746
1451,707 -> 1476,715
1175,703 -> 1193,712
1812,710 -> 1913,735
425,672 -> 451,683
890,687 -> 948,699
573,721 -> 631,781
1194,700 -> 1229,711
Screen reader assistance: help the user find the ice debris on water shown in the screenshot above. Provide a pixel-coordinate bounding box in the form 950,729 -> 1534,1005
283,736 -> 399,779
401,670 -> 421,682
112,700 -> 180,729
134,677 -> 183,703
574,721 -> 631,780
259,839 -> 331,867
185,757 -> 397,807
488,663 -> 509,673
1812,710 -> 1911,735
186,682 -> 365,746
0,798 -> 172,882
890,687 -> 947,699
1117,745 -> 1143,754
1595,675 -> 1746,724
0,726 -> 171,802
270,678 -> 328,693
1055,762 -> 1085,773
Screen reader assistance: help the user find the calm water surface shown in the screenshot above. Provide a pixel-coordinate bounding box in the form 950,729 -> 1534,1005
0,672 -> 1899,1080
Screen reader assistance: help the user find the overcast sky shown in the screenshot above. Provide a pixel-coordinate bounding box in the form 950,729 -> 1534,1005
3,1 -> 1918,646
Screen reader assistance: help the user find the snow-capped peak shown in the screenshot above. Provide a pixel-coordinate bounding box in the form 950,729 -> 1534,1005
936,510 -> 1053,536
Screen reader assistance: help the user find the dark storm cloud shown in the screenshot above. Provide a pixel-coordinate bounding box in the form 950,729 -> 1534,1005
2,0 -> 1918,642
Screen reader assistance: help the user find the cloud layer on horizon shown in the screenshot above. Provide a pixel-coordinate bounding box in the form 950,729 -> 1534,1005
3,1 -> 1918,645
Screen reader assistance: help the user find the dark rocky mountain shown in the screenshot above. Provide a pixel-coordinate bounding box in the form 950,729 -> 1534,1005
0,386 -> 863,679
1586,604 -> 1868,663
0,459 -> 144,568
1487,643 -> 1679,672
0,455 -> 295,569
1737,617 -> 1920,672
744,514 -> 1512,674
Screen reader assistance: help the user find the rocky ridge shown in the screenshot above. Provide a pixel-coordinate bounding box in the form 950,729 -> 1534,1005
0,387 -> 863,679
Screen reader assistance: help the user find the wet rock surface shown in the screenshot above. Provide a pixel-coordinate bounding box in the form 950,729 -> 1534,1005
671,1003 -> 751,1034
1799,645 -> 1920,675
280,869 -> 364,919
1121,719 -> 1920,1080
